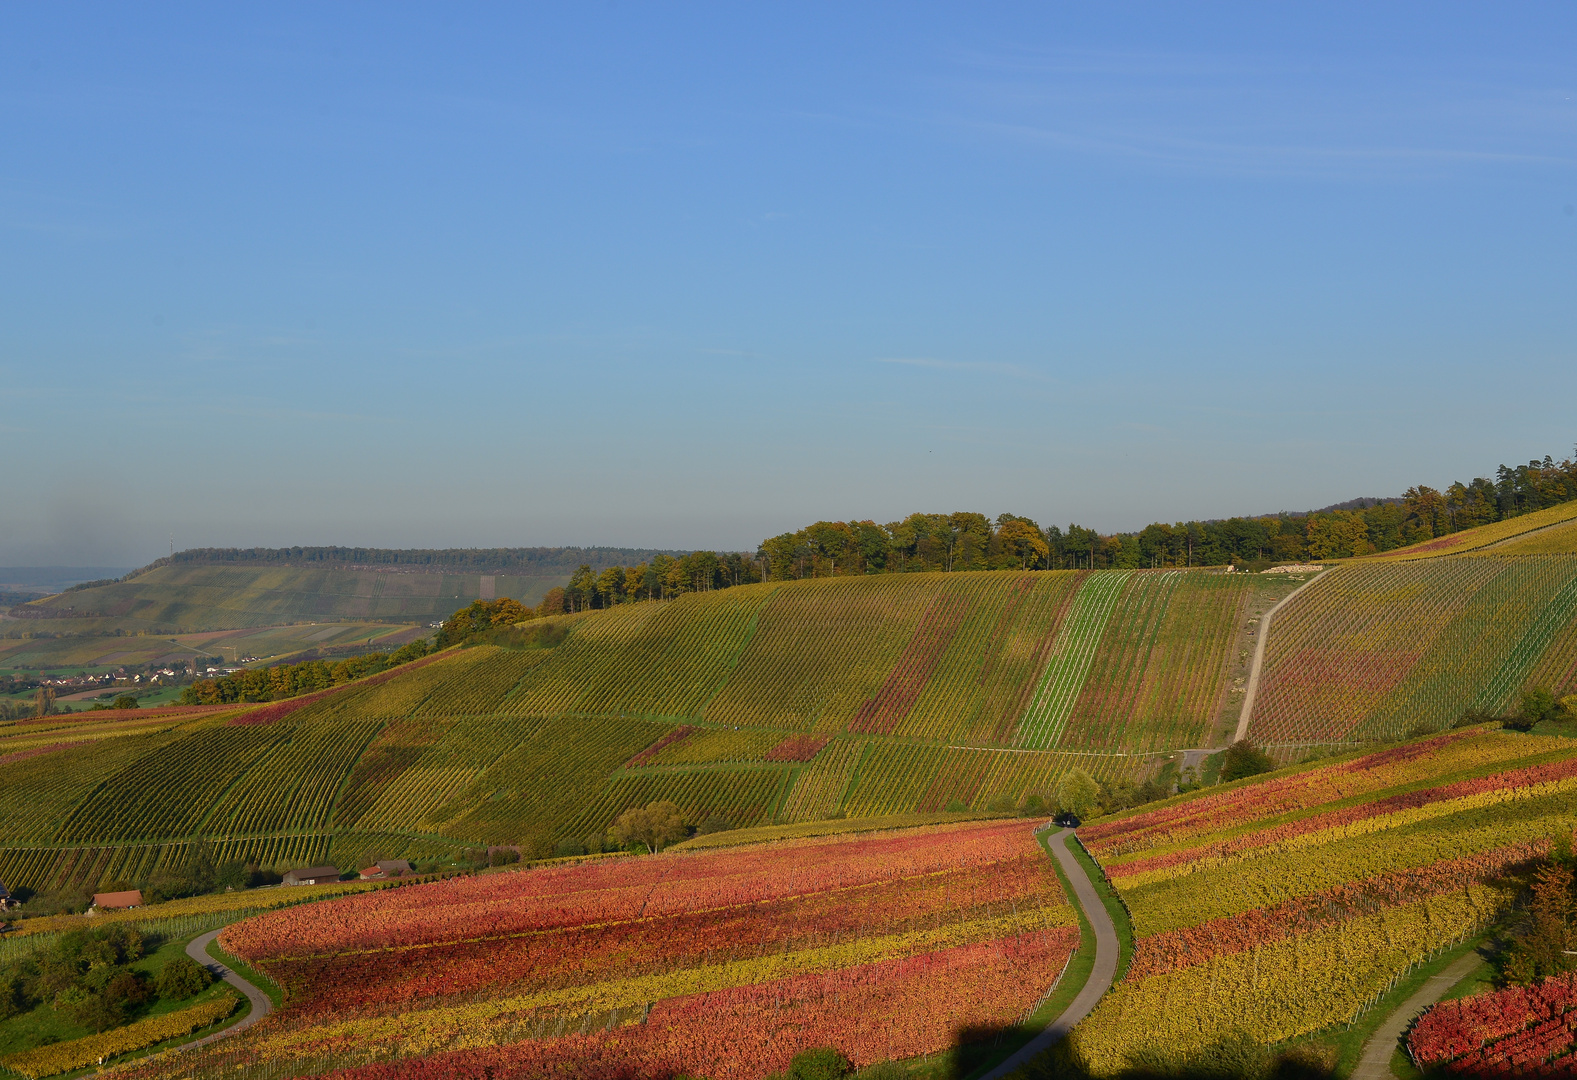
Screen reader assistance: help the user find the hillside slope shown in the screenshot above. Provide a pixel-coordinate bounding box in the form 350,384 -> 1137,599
8,545 -> 687,636
1070,724 -> 1577,1073
8,554 -> 1577,896
9,564 -> 561,634
1248,554 -> 1577,748
0,569 -> 1260,892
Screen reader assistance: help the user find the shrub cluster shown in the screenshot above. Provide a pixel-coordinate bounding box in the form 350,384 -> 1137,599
0,925 -> 155,1033
179,640 -> 431,705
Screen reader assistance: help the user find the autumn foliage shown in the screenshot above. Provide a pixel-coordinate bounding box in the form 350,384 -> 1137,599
111,821 -> 1078,1080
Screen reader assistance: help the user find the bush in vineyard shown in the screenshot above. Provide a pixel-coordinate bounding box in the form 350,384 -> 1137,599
610,800 -> 688,853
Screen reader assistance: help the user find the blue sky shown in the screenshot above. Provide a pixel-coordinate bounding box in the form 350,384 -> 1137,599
3,3 -> 1575,565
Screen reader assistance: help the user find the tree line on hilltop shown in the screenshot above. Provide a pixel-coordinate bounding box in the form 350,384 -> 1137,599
436,450 -> 1577,615
759,452 -> 1577,577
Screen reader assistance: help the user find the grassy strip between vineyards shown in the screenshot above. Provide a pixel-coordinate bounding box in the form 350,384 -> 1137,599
207,936 -> 283,1012
1274,928 -> 1493,1079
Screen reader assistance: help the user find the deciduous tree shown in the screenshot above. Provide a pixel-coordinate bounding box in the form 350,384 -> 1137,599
609,800 -> 688,853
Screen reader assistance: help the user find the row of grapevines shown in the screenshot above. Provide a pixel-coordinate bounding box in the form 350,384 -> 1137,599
0,846 -> 82,894
0,723 -> 197,844
54,726 -> 289,842
0,832 -> 339,895
204,717 -> 384,836
776,739 -> 865,822
1075,887 -> 1495,1072
329,716 -> 454,829
1529,600 -> 1577,698
1105,753 -> 1577,886
704,576 -> 938,732
842,743 -> 949,818
564,767 -> 787,838
1250,559 -> 1502,744
1357,557 -> 1577,740
643,726 -> 782,765
893,572 -> 1079,746
847,586 -> 972,735
1084,728 -> 1557,859
1488,514 -> 1577,555
1134,573 -> 1252,752
1458,558 -> 1577,710
346,715 -> 597,835
296,648 -> 480,722
1409,967 -> 1577,1068
1015,571 -> 1134,748
839,741 -> 1116,818
502,589 -> 774,718
1119,773 -> 1577,937
423,716 -> 669,847
0,711 -> 188,760
1059,572 -> 1182,746
1064,573 -> 1251,754
412,647 -> 554,716
1252,557 -> 1577,745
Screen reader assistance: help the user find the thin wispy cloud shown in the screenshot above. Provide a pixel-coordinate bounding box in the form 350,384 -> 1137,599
211,404 -> 396,426
873,357 -> 1046,380
937,43 -> 1577,181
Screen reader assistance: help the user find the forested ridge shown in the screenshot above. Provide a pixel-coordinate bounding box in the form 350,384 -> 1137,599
122,545 -> 686,579
759,450 -> 1577,578
53,450 -> 1577,620
414,450 -> 1577,614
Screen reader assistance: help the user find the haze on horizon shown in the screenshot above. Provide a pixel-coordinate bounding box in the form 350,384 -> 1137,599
3,3 -> 1575,567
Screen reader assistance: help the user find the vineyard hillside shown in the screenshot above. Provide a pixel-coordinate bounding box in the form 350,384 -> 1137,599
11,552 -> 1577,898
0,569 -> 1263,893
1248,554 -> 1577,749
1482,514 -> 1577,556
109,819 -> 1079,1080
1070,724 -> 1577,1073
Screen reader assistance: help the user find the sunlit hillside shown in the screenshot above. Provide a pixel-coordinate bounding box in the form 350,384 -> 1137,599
5,553 -> 1577,900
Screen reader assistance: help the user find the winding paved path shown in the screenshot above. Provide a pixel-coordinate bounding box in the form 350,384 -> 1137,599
1349,949 -> 1485,1080
181,930 -> 273,1049
977,828 -> 1120,1080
